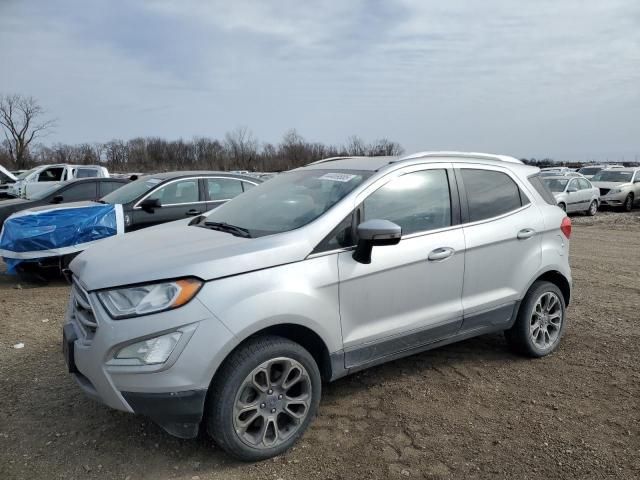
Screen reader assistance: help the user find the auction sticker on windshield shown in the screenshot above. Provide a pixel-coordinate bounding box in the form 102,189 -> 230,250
318,173 -> 357,182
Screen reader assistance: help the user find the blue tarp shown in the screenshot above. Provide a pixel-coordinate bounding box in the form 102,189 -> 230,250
0,203 -> 123,273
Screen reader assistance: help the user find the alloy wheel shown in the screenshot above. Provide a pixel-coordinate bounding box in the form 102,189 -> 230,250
232,357 -> 312,449
529,292 -> 563,350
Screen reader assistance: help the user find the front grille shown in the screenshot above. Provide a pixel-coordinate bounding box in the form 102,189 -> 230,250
71,279 -> 98,342
599,188 -> 610,196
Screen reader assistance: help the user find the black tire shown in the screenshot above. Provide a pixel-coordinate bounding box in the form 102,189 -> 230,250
586,200 -> 597,216
505,281 -> 566,358
623,194 -> 634,212
558,202 -> 566,212
206,335 -> 321,461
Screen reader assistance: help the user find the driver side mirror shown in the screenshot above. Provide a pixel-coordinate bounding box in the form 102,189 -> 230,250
51,195 -> 63,204
567,187 -> 577,193
140,198 -> 161,213
352,219 -> 402,264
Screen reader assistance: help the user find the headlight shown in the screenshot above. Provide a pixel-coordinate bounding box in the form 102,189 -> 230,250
97,278 -> 203,319
112,332 -> 182,365
608,188 -> 621,194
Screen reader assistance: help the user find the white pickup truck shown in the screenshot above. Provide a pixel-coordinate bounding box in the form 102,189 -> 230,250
9,164 -> 110,198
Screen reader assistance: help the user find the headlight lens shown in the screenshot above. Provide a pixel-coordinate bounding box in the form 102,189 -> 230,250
112,332 -> 182,365
97,278 -> 202,319
608,188 -> 621,194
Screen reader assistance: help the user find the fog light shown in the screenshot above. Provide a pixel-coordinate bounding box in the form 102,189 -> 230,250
114,332 -> 182,365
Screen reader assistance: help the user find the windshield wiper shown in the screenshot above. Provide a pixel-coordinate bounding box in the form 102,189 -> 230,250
203,221 -> 252,238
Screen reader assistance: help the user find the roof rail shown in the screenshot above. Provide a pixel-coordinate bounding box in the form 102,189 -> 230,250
304,156 -> 353,166
397,151 -> 523,164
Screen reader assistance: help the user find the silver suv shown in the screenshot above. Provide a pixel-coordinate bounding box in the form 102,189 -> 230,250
591,167 -> 640,211
63,152 -> 572,461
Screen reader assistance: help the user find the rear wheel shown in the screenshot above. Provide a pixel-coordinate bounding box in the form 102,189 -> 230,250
206,335 -> 321,461
586,200 -> 597,216
623,194 -> 634,212
505,281 -> 566,357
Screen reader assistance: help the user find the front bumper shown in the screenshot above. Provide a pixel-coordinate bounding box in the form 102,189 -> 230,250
599,192 -> 626,206
63,279 -> 235,438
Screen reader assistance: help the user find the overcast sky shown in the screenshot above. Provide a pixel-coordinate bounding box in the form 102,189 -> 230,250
1,0 -> 639,161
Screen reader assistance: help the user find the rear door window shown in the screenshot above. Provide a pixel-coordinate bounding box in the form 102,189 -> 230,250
99,181 -> 125,197
461,169 -> 526,222
148,179 -> 199,205
61,182 -> 97,201
206,178 -> 244,201
76,168 -> 99,178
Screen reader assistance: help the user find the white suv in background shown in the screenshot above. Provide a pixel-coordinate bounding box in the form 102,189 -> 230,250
10,164 -> 110,198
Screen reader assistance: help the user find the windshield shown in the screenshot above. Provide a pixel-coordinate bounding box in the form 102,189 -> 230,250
16,167 -> 38,180
578,167 -> 602,176
203,169 -> 372,237
591,171 -> 633,183
543,178 -> 569,192
28,182 -> 64,200
101,177 -> 162,204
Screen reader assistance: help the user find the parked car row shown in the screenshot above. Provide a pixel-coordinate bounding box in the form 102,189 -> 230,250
0,171 -> 263,277
541,166 -> 640,213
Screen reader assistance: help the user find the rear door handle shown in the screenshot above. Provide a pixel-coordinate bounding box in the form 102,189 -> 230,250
186,209 -> 202,216
428,247 -> 455,261
517,228 -> 536,240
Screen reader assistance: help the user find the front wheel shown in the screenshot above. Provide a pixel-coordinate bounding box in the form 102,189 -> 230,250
206,335 -> 321,461
505,281 -> 566,357
623,194 -> 634,212
586,200 -> 597,216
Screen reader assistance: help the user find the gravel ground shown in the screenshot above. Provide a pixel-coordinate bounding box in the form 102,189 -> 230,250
1,211 -> 639,479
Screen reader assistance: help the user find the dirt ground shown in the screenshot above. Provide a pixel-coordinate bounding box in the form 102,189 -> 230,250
1,211 -> 639,480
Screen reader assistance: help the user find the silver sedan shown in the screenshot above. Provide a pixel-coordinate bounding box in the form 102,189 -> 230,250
543,176 -> 599,215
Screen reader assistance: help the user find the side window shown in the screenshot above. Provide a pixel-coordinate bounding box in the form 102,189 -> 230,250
99,181 -> 125,197
363,169 -> 452,235
578,178 -> 591,190
147,179 -> 199,205
38,167 -> 64,182
207,178 -> 244,201
242,181 -> 257,192
567,179 -> 578,191
61,182 -> 97,201
76,168 -> 99,178
461,169 -> 524,222
527,174 -> 556,205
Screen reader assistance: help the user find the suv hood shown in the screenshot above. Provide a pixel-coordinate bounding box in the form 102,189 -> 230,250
70,223 -> 312,291
591,181 -> 631,189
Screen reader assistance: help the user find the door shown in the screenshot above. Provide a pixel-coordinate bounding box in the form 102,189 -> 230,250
131,178 -> 205,229
204,177 -> 254,211
457,167 -> 543,328
26,166 -> 65,197
565,178 -> 583,212
577,178 -> 594,210
337,168 -> 465,368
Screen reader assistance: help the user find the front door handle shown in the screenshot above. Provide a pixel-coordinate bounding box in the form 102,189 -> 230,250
186,209 -> 202,216
428,247 -> 455,261
517,228 -> 536,240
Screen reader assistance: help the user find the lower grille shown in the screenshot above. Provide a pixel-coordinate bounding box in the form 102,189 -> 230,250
599,188 -> 610,196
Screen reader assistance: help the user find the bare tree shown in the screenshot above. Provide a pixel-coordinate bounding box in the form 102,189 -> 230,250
0,94 -> 56,169
224,126 -> 258,170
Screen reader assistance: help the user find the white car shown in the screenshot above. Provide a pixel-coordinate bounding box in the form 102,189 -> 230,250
10,164 -> 110,198
591,167 -> 640,211
543,175 -> 600,215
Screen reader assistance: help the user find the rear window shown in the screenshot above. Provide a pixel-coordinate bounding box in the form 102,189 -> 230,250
461,169 -> 529,222
529,174 -> 557,205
